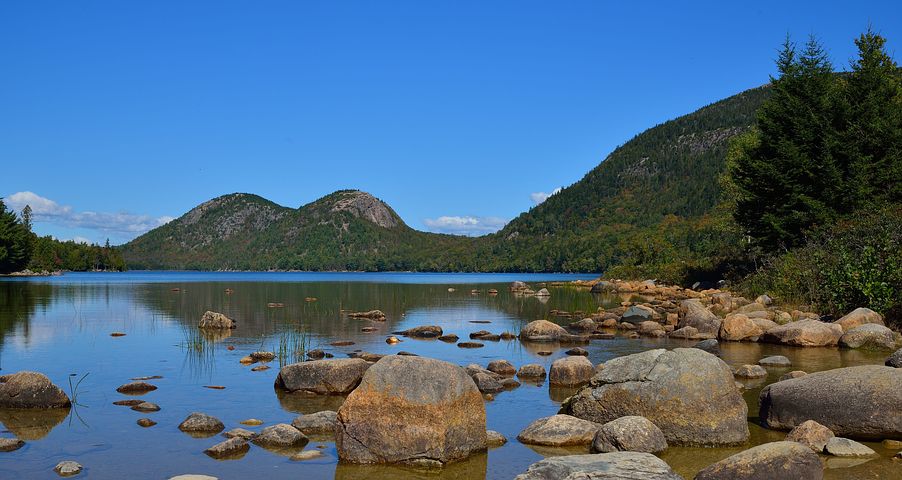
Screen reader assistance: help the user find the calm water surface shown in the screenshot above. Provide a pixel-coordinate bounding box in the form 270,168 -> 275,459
0,272 -> 897,479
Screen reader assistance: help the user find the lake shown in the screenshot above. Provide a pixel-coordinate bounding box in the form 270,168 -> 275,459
0,272 -> 897,479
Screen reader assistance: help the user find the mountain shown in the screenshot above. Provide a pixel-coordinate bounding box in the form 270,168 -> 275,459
123,85 -> 772,275
122,190 -> 474,270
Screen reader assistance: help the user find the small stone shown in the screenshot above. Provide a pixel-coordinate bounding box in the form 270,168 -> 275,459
131,402 -> 160,412
385,336 -> 401,344
592,416 -> 668,454
734,364 -> 767,378
137,418 -> 157,428
239,356 -> 254,364
54,461 -> 82,477
457,342 -> 484,348
203,385 -> 225,390
501,378 -> 521,389
115,381 -> 157,394
0,437 -> 25,452
250,351 -> 276,362
487,359 -> 516,376
758,355 -> 791,367
290,449 -> 323,461
517,364 -> 546,380
566,347 -> 589,356
204,437 -> 249,459
824,437 -> 877,457
437,334 -> 459,342
251,365 -> 270,372
517,414 -> 601,446
549,356 -> 594,387
179,413 -> 225,434
110,332 -> 126,337
291,411 -> 338,436
113,399 -> 144,406
486,430 -> 507,447
778,371 -> 807,381
240,419 -> 263,426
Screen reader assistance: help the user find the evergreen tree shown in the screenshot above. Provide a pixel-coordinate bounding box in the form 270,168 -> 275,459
0,200 -> 33,273
732,35 -> 842,250
839,26 -> 902,209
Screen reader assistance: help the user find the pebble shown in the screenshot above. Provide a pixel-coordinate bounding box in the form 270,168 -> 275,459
251,365 -> 270,372
131,402 -> 161,412
137,418 -> 157,427
0,438 -> 25,452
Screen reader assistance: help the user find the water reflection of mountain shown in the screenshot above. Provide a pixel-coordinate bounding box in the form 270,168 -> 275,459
130,281 -> 618,340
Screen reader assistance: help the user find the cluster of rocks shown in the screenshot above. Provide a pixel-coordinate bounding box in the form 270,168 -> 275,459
509,281 -> 550,298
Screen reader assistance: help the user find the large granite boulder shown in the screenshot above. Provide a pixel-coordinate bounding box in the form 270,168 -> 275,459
548,356 -> 594,387
198,311 -> 235,329
835,307 -> 884,332
335,355 -> 486,465
719,314 -> 763,341
679,300 -> 721,335
0,371 -> 71,408
275,358 -> 371,395
519,320 -> 568,341
516,414 -> 600,446
839,324 -> 896,350
759,365 -> 902,440
761,319 -> 843,347
591,416 -> 667,454
514,452 -> 681,480
621,305 -> 655,324
693,441 -> 823,480
561,348 -> 748,446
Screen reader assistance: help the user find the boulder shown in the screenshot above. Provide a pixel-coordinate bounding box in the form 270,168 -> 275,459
719,314 -> 762,341
204,437 -> 249,459
514,452 -> 682,480
887,348 -> 902,367
516,414 -> 600,446
758,355 -> 791,367
0,438 -> 24,452
734,365 -> 767,378
178,413 -> 224,434
835,307 -> 884,332
198,311 -> 235,329
622,305 -> 655,324
755,294 -> 773,306
517,364 -> 546,380
275,358 -> 371,395
549,356 -> 594,387
693,441 -> 823,480
291,410 -> 337,436
252,423 -> 309,448
693,339 -> 720,355
569,318 -> 597,332
335,355 -> 486,465
0,371 -> 71,408
561,348 -> 749,446
486,430 -> 507,447
399,325 -> 443,338
487,360 -> 516,376
519,320 -> 568,341
761,319 -> 843,347
591,416 -> 667,454
679,300 -> 721,335
471,372 -> 503,394
785,420 -> 834,452
566,347 -> 589,356
759,365 -> 902,440
839,324 -> 896,350
824,437 -> 876,457
779,371 -> 807,381
638,321 -> 664,335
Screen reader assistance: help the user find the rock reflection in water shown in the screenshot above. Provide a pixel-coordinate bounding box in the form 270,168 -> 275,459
334,452 -> 487,480
0,407 -> 70,440
276,389 -> 346,415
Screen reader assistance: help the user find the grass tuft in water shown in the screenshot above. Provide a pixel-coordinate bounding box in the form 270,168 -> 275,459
277,325 -> 310,367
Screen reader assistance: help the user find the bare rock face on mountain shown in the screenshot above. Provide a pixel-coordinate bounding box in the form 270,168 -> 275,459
329,191 -> 401,229
335,355 -> 486,465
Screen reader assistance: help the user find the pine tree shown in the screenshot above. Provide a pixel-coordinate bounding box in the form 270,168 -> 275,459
0,200 -> 33,273
732,35 -> 842,250
839,26 -> 902,209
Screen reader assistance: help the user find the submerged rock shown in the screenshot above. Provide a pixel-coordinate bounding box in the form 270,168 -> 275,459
592,416 -> 667,454
54,461 -> 83,477
335,355 -> 486,465
198,311 -> 235,329
275,358 -> 370,395
758,355 -> 791,367
693,441 -> 823,480
252,423 -> 309,448
824,437 -> 877,457
734,364 -> 767,378
204,437 -> 249,459
759,365 -> 902,440
515,452 -> 681,480
561,348 -> 748,446
486,430 -> 507,448
517,414 -> 601,446
115,381 -> 157,394
0,371 -> 71,408
0,437 -> 25,452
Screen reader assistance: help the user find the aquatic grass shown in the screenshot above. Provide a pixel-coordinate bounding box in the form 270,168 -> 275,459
277,325 -> 310,367
179,327 -> 216,381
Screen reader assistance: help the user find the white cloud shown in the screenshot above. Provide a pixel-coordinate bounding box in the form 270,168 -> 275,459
69,236 -> 92,245
423,215 -> 508,236
530,187 -> 562,205
3,191 -> 173,241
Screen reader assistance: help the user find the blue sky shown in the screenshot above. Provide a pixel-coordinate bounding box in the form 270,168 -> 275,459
1,1 -> 899,244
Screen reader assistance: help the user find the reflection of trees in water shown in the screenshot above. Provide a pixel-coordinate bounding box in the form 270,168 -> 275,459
0,282 -> 53,356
